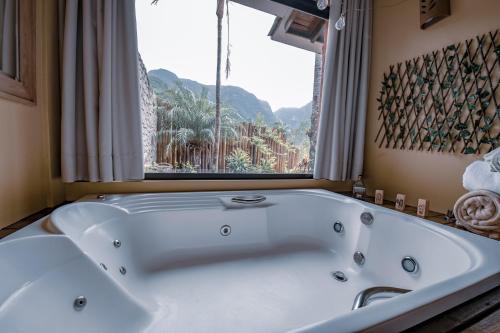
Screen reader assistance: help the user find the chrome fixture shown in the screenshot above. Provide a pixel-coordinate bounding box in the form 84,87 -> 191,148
353,251 -> 365,266
220,225 -> 231,236
360,212 -> 374,225
119,266 -> 127,275
401,256 -> 419,273
317,0 -> 329,10
96,194 -> 106,200
73,296 -> 87,311
113,240 -> 121,248
231,195 -> 266,204
352,287 -> 411,310
316,0 -> 346,31
335,12 -> 346,30
331,271 -> 348,282
100,263 -> 107,271
333,221 -> 344,233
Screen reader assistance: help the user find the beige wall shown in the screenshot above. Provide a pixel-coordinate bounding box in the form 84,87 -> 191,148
0,0 -> 64,228
364,0 -> 500,213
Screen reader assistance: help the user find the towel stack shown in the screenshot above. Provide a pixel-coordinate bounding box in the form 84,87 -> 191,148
454,148 -> 500,239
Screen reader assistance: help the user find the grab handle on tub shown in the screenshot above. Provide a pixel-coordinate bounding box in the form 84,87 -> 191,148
352,286 -> 411,310
231,195 -> 266,204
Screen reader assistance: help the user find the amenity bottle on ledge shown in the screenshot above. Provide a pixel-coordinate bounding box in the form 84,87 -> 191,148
353,175 -> 366,200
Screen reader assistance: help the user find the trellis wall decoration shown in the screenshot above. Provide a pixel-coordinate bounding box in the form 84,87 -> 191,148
375,29 -> 500,154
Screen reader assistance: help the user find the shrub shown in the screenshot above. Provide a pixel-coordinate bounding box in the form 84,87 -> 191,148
226,148 -> 251,173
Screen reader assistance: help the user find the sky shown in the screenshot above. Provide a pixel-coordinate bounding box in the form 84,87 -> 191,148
135,0 -> 316,111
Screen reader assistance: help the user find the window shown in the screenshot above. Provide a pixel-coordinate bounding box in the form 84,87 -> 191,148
136,0 -> 326,178
0,0 -> 35,104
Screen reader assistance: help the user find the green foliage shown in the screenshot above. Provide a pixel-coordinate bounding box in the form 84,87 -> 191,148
377,33 -> 499,154
250,136 -> 272,156
157,84 -> 241,147
254,157 -> 276,173
254,112 -> 265,128
226,148 -> 251,173
173,162 -> 197,173
464,147 -> 476,154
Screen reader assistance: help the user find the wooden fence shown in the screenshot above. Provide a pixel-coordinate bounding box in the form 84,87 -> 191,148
156,123 -> 301,173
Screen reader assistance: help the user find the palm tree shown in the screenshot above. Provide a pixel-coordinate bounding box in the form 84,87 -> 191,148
153,0 -> 230,172
157,84 -> 240,169
213,0 -> 226,171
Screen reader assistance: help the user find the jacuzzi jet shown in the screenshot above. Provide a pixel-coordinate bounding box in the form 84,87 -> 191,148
333,221 -> 344,233
73,296 -> 87,311
113,240 -> 121,248
220,225 -> 231,236
402,256 -> 419,273
360,212 -> 374,225
354,251 -> 365,266
332,271 -> 348,282
119,266 -> 127,275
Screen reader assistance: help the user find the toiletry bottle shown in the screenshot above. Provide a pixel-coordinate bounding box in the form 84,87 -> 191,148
353,175 -> 366,200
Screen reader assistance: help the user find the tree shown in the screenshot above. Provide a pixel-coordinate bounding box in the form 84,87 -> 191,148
158,84 -> 239,150
213,0 -> 225,171
152,0 -> 230,172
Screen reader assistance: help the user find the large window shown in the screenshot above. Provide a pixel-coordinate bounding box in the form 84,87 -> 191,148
136,0 -> 326,177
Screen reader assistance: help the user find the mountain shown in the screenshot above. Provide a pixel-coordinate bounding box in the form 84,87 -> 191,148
274,102 -> 313,129
148,68 -> 276,124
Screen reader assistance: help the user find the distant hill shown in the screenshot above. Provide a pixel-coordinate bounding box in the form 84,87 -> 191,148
148,69 -> 276,124
275,102 -> 312,129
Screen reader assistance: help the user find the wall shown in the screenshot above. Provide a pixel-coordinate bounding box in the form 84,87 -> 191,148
364,0 -> 500,213
139,54 -> 157,166
0,0 -> 64,228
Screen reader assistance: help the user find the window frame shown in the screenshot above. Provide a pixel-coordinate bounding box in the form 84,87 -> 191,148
142,0 -> 323,181
145,173 -> 313,180
0,0 -> 36,105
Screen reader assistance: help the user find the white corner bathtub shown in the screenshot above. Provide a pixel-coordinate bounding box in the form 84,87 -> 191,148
0,189 -> 498,333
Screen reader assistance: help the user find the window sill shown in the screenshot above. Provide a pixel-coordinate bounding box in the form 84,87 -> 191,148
144,173 -> 313,180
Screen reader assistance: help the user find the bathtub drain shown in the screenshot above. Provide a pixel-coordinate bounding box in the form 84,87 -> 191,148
331,271 -> 348,282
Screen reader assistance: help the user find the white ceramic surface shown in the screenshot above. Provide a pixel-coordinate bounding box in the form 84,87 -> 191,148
1,189 -> 499,332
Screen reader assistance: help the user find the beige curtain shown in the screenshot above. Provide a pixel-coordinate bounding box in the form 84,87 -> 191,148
59,0 -> 143,182
314,0 -> 372,181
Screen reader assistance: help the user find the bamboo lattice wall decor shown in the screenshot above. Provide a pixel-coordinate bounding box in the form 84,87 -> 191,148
375,29 -> 500,154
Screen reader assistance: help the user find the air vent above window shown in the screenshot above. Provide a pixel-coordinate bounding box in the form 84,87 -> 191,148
420,0 -> 450,30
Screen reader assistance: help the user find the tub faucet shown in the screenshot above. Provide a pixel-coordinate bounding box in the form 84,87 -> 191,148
352,286 -> 411,310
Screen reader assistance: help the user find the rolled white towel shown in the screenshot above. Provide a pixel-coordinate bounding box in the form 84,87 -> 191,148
463,160 -> 500,193
483,147 -> 500,172
453,190 -> 500,239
